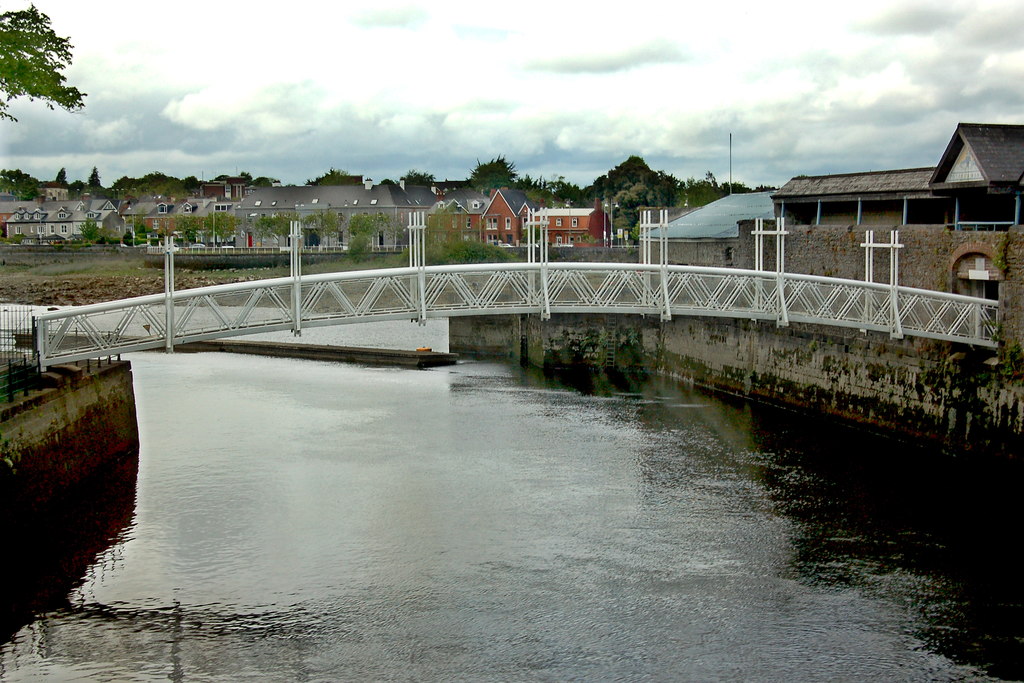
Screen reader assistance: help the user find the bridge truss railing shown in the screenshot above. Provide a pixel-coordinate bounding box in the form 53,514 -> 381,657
34,263 -> 999,368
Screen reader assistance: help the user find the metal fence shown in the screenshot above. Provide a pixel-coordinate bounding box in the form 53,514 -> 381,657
1,304 -> 40,401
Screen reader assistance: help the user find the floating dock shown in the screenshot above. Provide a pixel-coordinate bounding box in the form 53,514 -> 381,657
174,339 -> 458,368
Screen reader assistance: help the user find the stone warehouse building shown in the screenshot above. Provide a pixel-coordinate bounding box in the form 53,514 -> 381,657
763,122 -> 1024,344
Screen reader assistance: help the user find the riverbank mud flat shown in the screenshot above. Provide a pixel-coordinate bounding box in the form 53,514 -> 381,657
0,273 -> 253,307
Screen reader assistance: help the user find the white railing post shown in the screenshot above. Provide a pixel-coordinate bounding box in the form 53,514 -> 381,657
639,210 -> 656,310
163,233 -> 175,352
890,229 -> 903,339
35,315 -> 48,371
776,216 -> 789,326
540,210 -> 551,320
658,209 -> 671,320
408,211 -> 427,324
290,219 -> 302,336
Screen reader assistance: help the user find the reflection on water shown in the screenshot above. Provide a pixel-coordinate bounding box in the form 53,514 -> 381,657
1,352 -> 1021,681
0,453 -> 139,643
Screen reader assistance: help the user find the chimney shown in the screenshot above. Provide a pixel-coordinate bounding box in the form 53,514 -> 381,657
364,179 -> 373,191
399,179 -> 405,191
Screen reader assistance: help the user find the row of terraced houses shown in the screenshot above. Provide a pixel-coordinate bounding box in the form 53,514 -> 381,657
0,178 -> 610,248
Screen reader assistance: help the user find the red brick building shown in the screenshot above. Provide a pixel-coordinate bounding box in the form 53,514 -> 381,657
538,200 -> 608,246
481,188 -> 540,245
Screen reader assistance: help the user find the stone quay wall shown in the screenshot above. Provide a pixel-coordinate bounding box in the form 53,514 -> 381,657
1,361 -> 139,512
450,313 -> 1024,458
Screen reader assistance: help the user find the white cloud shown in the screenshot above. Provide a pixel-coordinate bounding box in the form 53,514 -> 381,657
6,0 -> 1024,189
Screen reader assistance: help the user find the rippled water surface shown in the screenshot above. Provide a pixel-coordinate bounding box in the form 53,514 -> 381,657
2,326 -> 1022,681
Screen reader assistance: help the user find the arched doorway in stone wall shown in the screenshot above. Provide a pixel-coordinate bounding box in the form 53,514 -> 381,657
952,251 -> 1000,300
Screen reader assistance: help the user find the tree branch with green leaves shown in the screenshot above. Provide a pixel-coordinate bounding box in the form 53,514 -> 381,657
0,5 -> 85,121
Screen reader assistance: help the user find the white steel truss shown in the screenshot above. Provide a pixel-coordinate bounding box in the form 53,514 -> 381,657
34,262 -> 999,368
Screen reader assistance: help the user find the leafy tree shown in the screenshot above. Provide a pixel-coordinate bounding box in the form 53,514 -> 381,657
175,214 -> 203,243
517,174 -> 588,206
0,5 -> 85,121
87,166 -> 101,189
79,217 -> 100,242
347,212 -> 391,260
303,210 -> 339,239
207,212 -> 237,244
403,169 -> 435,186
590,156 -> 680,227
251,176 -> 279,187
679,172 -> 724,208
182,175 -> 201,194
252,212 -> 298,244
67,179 -> 84,196
0,168 -> 39,200
307,167 -> 360,186
470,156 -> 517,192
55,167 -> 67,185
111,171 -> 191,198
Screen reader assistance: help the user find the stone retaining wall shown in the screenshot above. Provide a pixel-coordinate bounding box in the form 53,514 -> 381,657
450,313 -> 1023,458
0,361 -> 139,512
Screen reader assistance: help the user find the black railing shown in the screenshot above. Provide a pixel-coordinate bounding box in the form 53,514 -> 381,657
1,305 -> 40,402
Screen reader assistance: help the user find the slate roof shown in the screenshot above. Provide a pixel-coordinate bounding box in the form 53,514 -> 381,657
488,188 -> 539,214
434,188 -> 489,214
653,192 -> 776,240
236,184 -> 436,213
774,168 -> 935,202
931,123 -> 1024,189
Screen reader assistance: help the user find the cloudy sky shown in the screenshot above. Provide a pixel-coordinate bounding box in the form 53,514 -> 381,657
2,0 -> 1023,190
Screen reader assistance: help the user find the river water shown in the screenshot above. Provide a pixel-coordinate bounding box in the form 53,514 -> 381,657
2,321 -> 1023,681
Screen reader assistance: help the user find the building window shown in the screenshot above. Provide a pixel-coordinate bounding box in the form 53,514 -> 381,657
487,217 -> 498,230
556,218 -> 562,226
61,225 -> 68,233
571,217 -> 578,227
505,217 -> 511,229
158,205 -> 167,214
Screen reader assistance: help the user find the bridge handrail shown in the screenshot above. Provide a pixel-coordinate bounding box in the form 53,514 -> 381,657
33,261 -> 999,369
33,262 -> 994,323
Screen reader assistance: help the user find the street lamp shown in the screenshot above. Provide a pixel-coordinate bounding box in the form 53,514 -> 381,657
604,201 -> 618,247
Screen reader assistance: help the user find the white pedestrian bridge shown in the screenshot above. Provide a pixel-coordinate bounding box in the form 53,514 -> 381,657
34,262 -> 999,369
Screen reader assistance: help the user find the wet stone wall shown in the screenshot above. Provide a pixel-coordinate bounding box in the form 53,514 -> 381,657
0,361 -> 140,513
450,313 -> 1024,458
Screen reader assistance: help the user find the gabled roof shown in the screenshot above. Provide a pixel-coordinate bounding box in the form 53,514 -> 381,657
655,192 -> 775,239
484,188 -> 539,216
774,168 -> 935,202
930,123 -> 1024,190
433,188 -> 489,214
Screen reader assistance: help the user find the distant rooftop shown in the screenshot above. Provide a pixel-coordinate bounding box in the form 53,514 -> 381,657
654,192 -> 775,239
774,168 -> 935,201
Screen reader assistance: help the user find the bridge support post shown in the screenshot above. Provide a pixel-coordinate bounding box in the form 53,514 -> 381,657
751,217 -> 788,326
861,229 -> 903,338
163,233 -> 175,352
290,220 -> 302,336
